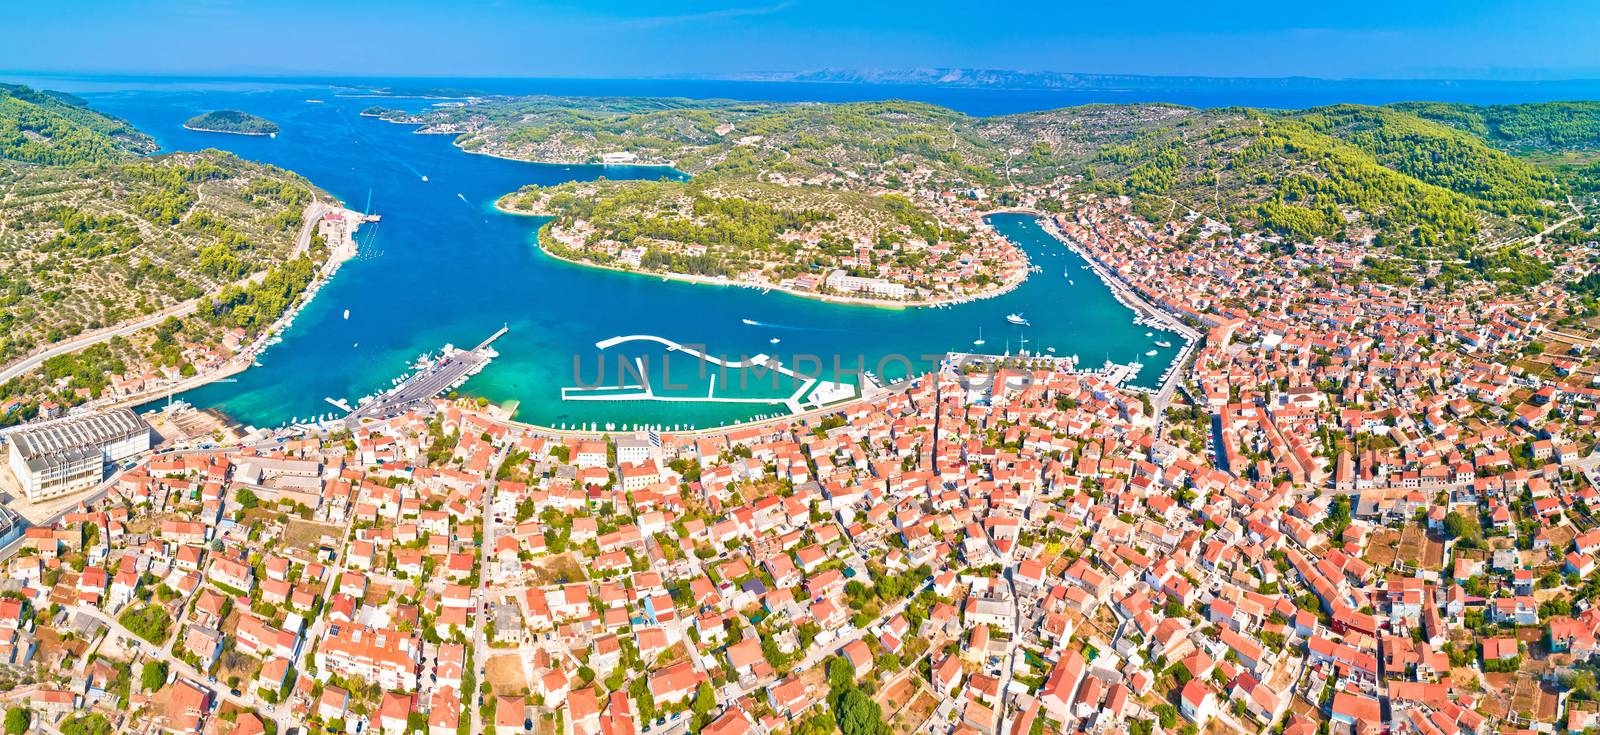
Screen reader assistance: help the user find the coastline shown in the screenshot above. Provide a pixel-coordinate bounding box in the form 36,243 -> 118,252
367,112 -> 1029,308
994,208 -> 1202,409
457,139 -> 680,171
495,200 -> 1028,310
193,209 -> 1169,441
363,111 -> 686,171
112,201 -> 370,413
181,123 -> 277,137
982,207 -> 1199,335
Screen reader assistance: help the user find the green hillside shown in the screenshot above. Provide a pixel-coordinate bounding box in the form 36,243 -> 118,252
0,84 -> 322,422
398,96 -> 1593,252
184,110 -> 280,136
1392,100 -> 1600,153
0,82 -> 156,164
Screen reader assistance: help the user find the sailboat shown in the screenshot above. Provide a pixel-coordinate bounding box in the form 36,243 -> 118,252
973,327 -> 986,347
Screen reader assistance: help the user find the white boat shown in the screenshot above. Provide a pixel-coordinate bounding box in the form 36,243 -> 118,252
1145,350 -> 1159,356
769,338 -> 781,344
420,175 -> 429,182
973,327 -> 986,347
1155,341 -> 1172,348
343,309 -> 350,320
1006,313 -> 1029,326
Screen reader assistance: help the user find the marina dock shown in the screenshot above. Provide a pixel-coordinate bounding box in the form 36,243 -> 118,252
563,334 -> 856,415
343,326 -> 507,426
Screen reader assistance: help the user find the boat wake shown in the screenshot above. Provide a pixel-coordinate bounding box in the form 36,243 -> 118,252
740,318 -> 838,332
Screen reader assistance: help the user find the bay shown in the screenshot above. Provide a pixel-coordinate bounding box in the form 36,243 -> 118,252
9,77 -> 1192,429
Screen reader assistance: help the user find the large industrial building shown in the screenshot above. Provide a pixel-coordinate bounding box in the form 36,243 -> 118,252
5,408 -> 152,501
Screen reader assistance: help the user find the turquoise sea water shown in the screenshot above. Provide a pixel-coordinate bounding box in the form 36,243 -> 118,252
11,78 -> 1184,429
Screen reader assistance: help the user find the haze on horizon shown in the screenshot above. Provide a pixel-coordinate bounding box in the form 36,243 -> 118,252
8,0 -> 1600,82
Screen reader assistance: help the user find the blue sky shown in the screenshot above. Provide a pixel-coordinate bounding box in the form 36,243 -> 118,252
6,0 -> 1600,80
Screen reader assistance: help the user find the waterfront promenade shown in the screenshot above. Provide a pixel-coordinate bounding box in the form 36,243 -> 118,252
1031,215 -> 1202,414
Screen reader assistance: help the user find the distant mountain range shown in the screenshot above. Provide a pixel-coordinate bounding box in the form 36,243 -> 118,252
684,67 -> 1600,93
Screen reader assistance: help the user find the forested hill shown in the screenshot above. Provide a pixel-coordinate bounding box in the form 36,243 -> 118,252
0,83 -> 325,423
1011,102 -> 1584,248
184,110 -> 280,136
1391,100 -> 1600,152
387,95 -> 1597,250
0,83 -> 156,164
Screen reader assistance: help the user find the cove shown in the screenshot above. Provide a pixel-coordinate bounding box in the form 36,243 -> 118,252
40,81 -> 1183,430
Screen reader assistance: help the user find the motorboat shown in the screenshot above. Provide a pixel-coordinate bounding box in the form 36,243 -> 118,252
1006,313 -> 1029,326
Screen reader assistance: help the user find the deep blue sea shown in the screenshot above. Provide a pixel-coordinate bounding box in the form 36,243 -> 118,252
5,72 -> 1589,429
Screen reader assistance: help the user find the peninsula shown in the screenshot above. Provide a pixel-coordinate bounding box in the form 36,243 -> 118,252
0,85 -> 357,426
183,109 -> 279,136
377,95 -> 1600,303
497,177 -> 1027,306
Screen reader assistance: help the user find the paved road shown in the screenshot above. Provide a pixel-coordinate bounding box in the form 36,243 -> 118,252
0,303 -> 202,385
72,605 -> 293,733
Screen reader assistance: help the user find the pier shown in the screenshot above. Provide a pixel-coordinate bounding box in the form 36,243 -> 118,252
563,334 -> 857,414
344,326 -> 507,426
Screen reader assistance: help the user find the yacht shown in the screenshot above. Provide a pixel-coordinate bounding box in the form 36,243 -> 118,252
1155,340 -> 1172,348
973,327 -> 986,347
1006,313 -> 1029,326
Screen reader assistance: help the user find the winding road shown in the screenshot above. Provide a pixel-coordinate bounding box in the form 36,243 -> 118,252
0,201 -> 328,387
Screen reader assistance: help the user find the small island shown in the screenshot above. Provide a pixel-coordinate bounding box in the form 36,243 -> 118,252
183,109 -> 280,136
